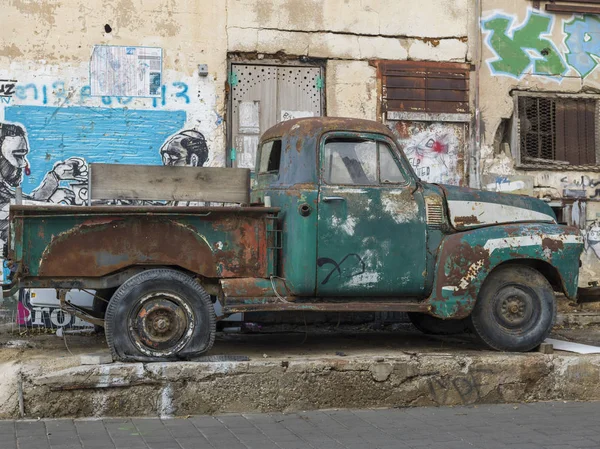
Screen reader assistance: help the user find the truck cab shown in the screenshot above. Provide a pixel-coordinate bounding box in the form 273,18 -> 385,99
249,117 -> 583,350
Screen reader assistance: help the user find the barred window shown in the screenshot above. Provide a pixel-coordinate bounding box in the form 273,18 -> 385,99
518,95 -> 598,166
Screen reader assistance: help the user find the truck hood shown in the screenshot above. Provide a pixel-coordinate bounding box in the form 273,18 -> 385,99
439,184 -> 556,231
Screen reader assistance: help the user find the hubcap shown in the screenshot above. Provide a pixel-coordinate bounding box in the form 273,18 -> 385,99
131,293 -> 192,352
494,285 -> 535,329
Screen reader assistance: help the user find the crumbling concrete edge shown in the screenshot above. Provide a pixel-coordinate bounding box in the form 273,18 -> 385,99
3,353 -> 600,418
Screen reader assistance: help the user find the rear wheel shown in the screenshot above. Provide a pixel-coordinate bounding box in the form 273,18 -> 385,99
470,264 -> 555,352
105,269 -> 215,362
408,312 -> 469,335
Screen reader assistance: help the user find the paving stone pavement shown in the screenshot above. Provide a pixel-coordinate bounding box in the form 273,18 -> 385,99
1,401 -> 599,449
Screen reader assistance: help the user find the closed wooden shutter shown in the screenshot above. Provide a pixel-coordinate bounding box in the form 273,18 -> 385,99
555,99 -> 596,165
378,61 -> 470,114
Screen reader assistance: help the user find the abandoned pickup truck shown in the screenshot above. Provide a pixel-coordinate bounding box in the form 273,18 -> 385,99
2,118 -> 583,361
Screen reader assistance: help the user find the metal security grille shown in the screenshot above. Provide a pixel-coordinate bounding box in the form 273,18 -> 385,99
518,97 -> 556,161
518,95 -> 597,166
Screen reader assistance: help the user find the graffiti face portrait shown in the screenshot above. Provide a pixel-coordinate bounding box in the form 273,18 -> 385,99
0,124 -> 29,188
587,222 -> 600,259
160,130 -> 208,167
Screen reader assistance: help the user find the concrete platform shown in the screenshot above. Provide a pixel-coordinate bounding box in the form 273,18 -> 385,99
1,328 -> 600,419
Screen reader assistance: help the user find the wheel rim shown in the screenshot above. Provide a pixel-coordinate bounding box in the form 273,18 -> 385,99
493,284 -> 538,331
129,292 -> 195,356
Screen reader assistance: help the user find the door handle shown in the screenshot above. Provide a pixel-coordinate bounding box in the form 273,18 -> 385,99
322,196 -> 346,202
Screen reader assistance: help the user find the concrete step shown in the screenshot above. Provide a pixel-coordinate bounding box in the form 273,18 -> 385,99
8,350 -> 600,419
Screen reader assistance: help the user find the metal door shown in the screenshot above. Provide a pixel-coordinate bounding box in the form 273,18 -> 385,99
316,132 -> 428,297
229,63 -> 323,169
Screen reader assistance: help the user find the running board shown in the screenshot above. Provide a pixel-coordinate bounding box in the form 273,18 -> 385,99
223,301 -> 431,314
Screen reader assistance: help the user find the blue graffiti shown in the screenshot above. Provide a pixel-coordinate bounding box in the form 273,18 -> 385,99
172,82 -> 190,104
13,82 -> 190,107
564,16 -> 600,78
4,105 -> 186,195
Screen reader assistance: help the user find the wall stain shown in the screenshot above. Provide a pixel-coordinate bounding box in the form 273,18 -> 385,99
0,44 -> 23,58
11,0 -> 59,26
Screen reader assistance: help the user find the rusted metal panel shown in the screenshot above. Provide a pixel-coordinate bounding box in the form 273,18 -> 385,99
220,277 -> 289,304
374,60 -> 470,114
558,99 -> 597,165
546,3 -> 600,14
260,117 -> 398,143
223,301 -> 431,314
11,205 -> 278,281
425,223 -> 584,319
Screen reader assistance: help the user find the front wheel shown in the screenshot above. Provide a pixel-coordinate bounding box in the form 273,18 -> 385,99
105,269 -> 215,362
470,264 -> 555,352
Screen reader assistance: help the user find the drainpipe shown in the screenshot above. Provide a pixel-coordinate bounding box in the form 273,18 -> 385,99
472,0 -> 482,189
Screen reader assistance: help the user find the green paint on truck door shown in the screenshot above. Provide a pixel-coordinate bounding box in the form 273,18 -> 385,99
316,132 -> 428,296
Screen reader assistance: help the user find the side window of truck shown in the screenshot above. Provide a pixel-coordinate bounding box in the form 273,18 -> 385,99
323,138 -> 405,185
379,144 -> 405,184
258,140 -> 282,174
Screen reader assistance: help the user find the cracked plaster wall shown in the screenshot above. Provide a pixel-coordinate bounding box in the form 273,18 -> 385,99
226,0 -> 470,118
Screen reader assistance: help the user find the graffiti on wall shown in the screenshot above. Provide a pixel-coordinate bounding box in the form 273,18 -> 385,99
392,122 -> 463,185
481,9 -> 567,78
585,221 -> 600,260
0,107 -> 212,250
0,74 -> 212,275
0,79 -> 16,104
560,175 -> 600,199
9,80 -> 191,108
481,9 -> 600,80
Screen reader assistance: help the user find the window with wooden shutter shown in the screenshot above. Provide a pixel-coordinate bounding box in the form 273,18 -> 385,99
515,93 -> 599,168
378,61 -> 470,114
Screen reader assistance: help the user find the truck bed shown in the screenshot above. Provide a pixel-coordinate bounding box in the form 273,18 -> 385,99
8,205 -> 279,288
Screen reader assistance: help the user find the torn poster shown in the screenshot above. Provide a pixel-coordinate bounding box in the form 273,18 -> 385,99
90,45 -> 162,97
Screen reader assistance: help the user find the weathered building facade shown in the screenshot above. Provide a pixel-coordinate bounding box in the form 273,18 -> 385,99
478,0 -> 600,286
3,0 -> 598,292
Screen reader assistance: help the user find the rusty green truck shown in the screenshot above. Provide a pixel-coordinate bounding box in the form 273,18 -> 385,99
2,117 -> 584,361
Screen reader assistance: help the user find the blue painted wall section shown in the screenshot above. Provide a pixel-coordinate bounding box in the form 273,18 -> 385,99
564,16 -> 600,78
5,105 -> 186,196
0,77 -> 211,288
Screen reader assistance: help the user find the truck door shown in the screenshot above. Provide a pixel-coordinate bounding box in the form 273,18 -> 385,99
317,132 -> 427,296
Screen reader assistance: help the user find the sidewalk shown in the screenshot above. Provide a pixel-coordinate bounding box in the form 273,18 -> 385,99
2,401 -> 600,449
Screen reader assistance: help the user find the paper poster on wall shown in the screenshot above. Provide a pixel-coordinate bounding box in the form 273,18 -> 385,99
90,45 -> 162,97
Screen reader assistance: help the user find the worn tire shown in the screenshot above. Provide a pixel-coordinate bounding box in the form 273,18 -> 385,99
470,264 -> 555,352
408,312 -> 469,335
105,269 -> 215,362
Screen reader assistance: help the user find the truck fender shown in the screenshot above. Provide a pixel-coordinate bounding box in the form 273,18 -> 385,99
38,218 -> 219,278
425,223 -> 583,319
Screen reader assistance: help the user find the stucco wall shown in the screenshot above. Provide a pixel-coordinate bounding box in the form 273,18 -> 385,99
227,0 -> 470,121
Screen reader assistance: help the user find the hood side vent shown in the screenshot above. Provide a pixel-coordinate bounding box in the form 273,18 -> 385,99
425,197 -> 444,228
